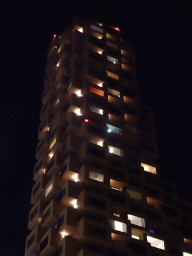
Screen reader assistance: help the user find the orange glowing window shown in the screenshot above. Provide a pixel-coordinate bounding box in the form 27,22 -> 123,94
122,64 -> 132,71
147,197 -> 162,209
90,86 -> 104,97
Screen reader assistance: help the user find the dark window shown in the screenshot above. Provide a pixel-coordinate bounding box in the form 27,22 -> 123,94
33,182 -> 41,196
57,215 -> 65,229
27,233 -> 35,248
87,225 -> 107,238
57,187 -> 66,201
30,206 -> 38,221
40,236 -> 49,252
35,159 -> 43,174
59,163 -> 67,176
52,245 -> 63,256
46,159 -> 54,173
88,196 -> 106,209
42,208 -> 51,223
88,146 -> 106,159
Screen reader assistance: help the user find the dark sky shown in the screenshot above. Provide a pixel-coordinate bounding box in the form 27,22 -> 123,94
0,0 -> 191,255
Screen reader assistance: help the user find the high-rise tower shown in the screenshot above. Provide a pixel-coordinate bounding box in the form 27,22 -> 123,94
25,17 -> 192,256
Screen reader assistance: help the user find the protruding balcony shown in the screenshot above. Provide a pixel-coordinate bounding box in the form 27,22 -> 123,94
25,225 -> 42,256
42,199 -> 60,229
28,199 -> 44,230
53,236 -> 77,256
44,174 -> 63,202
46,151 -> 65,178
38,115 -> 52,139
60,155 -> 79,182
31,176 -> 46,205
39,227 -> 60,256
40,99 -> 52,121
36,131 -> 51,160
33,154 -> 47,181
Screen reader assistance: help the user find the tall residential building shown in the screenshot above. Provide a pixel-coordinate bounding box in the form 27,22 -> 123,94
25,17 -> 192,256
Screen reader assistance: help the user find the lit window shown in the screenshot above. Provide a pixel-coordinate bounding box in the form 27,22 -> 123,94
147,236 -> 165,250
183,253 -> 192,256
107,56 -> 119,64
121,49 -> 129,56
75,90 -> 83,97
107,71 -> 119,80
111,220 -> 127,233
106,33 -> 117,41
49,137 -> 56,150
113,213 -> 120,217
108,146 -> 123,156
107,124 -> 122,135
141,163 -> 157,174
45,182 -> 53,197
107,41 -> 118,49
131,228 -> 144,240
147,197 -> 162,209
122,63 -> 131,71
90,24 -> 103,33
126,189 -> 142,200
89,171 -> 104,182
110,179 -> 123,191
127,214 -> 145,227
90,105 -> 103,115
89,87 -> 104,97
74,108 -> 82,116
108,88 -> 120,97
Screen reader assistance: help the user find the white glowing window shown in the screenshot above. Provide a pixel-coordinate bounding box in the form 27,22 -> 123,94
90,106 -> 103,115
108,146 -> 123,156
75,90 -> 83,97
90,24 -> 103,33
108,88 -> 120,97
111,220 -> 127,233
132,235 -> 140,240
107,124 -> 122,135
126,189 -> 142,200
147,236 -> 165,250
107,56 -> 119,64
45,182 -> 53,197
127,214 -> 145,227
49,137 -> 56,150
183,253 -> 192,256
141,163 -> 157,174
89,171 -> 104,182
74,108 -> 82,116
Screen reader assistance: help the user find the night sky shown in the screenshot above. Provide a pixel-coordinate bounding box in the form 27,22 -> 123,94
0,1 -> 191,255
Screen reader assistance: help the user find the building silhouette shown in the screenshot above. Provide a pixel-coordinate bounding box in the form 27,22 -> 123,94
25,17 -> 192,256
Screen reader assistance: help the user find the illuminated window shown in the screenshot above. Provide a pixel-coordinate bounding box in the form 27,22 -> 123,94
90,24 -> 103,33
147,197 -> 162,209
127,214 -> 145,227
183,253 -> 192,256
123,96 -> 135,104
127,189 -> 142,200
141,163 -> 157,174
122,63 -> 131,71
74,108 -> 82,116
107,71 -> 119,80
113,213 -> 120,217
90,105 -> 103,115
107,41 -> 118,49
110,179 -> 123,191
131,228 -> 144,240
89,86 -> 104,97
108,146 -> 123,156
49,137 -> 56,150
106,33 -> 117,41
108,114 -> 120,122
89,171 -> 104,182
147,236 -> 165,250
107,56 -> 119,64
45,182 -> 53,197
111,220 -> 127,233
108,88 -> 120,97
107,124 -> 122,135
121,49 -> 129,56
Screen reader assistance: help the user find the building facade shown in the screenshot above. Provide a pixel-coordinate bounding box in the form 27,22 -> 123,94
25,17 -> 192,256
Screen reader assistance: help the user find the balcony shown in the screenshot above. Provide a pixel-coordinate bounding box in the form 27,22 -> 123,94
59,179 -> 80,208
25,225 -> 42,256
42,86 -> 54,104
38,115 -> 52,139
31,176 -> 46,204
59,155 -> 79,182
33,154 -> 47,181
36,131 -> 50,160
42,199 -> 60,229
44,174 -> 63,202
46,151 -> 65,178
39,227 -> 60,256
57,206 -> 78,236
53,236 -> 77,256
40,100 -> 52,121
28,199 -> 44,230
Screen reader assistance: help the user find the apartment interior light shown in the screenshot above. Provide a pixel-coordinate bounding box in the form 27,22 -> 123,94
73,173 -> 79,182
72,200 -> 78,209
98,51 -> 103,54
99,109 -> 103,115
98,141 -> 103,147
48,152 -> 54,159
74,108 -> 82,116
75,90 -> 83,97
97,83 -> 103,87
60,231 -> 67,239
108,129 -> 111,133
78,28 -> 83,33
